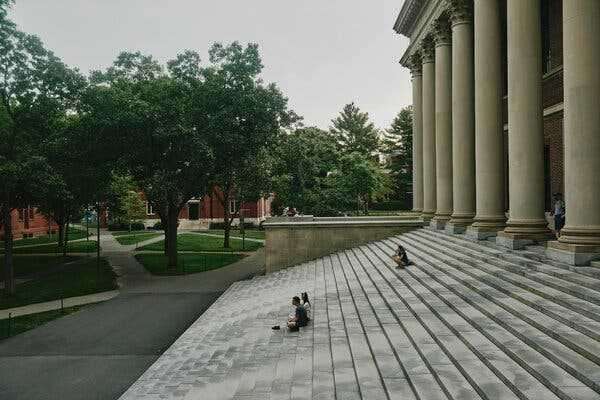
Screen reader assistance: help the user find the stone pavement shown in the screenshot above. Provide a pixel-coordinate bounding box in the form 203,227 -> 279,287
119,227 -> 600,400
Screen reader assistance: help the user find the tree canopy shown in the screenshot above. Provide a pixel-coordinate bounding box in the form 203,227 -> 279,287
330,102 -> 381,156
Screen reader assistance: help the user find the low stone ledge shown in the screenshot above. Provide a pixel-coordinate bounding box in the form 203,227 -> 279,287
263,216 -> 423,273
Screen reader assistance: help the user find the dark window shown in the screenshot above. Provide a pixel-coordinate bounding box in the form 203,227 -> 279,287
29,207 -> 34,219
18,209 -> 24,221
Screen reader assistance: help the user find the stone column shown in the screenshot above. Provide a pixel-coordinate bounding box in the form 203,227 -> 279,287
431,16 -> 453,230
467,0 -> 506,240
547,0 -> 600,265
410,52 -> 424,214
446,0 -> 475,234
421,36 -> 436,223
497,0 -> 552,249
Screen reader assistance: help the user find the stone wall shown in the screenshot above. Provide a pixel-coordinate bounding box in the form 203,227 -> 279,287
263,216 -> 423,273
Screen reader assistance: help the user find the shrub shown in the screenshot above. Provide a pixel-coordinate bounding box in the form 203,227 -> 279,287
108,221 -> 146,231
370,200 -> 411,211
209,221 -> 257,230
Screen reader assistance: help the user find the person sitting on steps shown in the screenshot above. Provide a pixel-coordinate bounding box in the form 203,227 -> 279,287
301,292 -> 311,321
287,296 -> 308,331
392,244 -> 413,268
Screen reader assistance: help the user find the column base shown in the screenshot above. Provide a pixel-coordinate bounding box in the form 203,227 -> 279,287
465,216 -> 506,240
445,214 -> 475,234
422,211 -> 435,223
431,214 -> 451,230
546,241 -> 600,266
496,221 -> 554,250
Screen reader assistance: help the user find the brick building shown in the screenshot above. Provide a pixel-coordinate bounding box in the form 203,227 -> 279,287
0,207 -> 57,240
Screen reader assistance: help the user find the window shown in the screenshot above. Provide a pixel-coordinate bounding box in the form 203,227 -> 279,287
29,207 -> 34,219
18,209 -> 24,221
146,202 -> 153,215
229,200 -> 237,215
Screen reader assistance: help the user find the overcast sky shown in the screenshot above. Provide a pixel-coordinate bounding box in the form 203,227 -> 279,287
10,0 -> 411,130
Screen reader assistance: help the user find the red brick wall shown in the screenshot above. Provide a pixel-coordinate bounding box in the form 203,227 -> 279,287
543,112 -> 564,211
0,207 -> 57,240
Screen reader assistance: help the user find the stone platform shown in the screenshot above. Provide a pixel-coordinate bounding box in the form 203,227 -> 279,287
119,228 -> 600,400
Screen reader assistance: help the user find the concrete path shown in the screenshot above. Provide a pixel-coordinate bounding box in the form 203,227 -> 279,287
0,229 -> 266,400
0,290 -> 119,319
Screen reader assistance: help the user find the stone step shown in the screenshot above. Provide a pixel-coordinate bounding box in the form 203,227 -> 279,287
377,237 -> 600,398
355,244 -> 569,400
421,229 -> 600,294
592,260 -> 600,268
411,230 -> 600,320
404,231 -> 600,342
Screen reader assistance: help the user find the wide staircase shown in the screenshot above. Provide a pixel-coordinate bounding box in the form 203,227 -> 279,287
119,228 -> 600,400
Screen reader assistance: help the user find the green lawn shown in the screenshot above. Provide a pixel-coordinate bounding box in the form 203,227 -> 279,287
0,257 -> 116,310
206,229 -> 265,240
1,228 -> 90,249
0,304 -> 87,340
2,240 -> 99,254
138,233 -> 262,252
136,253 -> 244,276
114,232 -> 161,245
0,256 -> 79,278
111,230 -> 150,237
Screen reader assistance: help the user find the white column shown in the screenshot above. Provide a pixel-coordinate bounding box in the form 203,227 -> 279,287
421,36 -> 436,222
498,0 -> 552,249
431,16 -> 453,230
547,0 -> 600,265
467,0 -> 506,240
410,53 -> 424,214
447,0 -> 475,234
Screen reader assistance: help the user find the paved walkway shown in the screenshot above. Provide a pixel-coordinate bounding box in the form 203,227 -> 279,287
0,229 -> 266,400
119,228 -> 600,400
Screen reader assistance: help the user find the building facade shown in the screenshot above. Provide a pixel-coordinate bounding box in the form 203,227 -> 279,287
395,0 -> 599,265
0,207 -> 58,240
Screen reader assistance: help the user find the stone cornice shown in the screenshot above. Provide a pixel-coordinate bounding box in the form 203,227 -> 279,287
393,0 -> 426,36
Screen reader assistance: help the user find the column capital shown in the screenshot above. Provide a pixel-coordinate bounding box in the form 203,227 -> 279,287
410,51 -> 422,77
446,0 -> 472,27
421,35 -> 435,63
433,14 -> 452,46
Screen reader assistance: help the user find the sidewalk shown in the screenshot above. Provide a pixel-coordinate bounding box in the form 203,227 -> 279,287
0,290 -> 119,319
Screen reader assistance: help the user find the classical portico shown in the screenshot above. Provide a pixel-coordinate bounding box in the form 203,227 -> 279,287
394,0 -> 600,265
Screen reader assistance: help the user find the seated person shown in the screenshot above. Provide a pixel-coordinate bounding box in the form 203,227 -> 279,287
301,292 -> 311,320
392,244 -> 412,268
287,296 -> 308,331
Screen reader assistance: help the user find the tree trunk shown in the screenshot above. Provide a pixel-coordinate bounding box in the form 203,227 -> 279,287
57,222 -> 65,248
159,212 -> 169,256
223,192 -> 231,249
63,219 -> 70,258
2,203 -> 15,296
166,204 -> 178,268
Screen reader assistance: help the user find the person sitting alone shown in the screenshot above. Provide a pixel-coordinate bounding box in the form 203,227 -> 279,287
287,296 -> 309,331
301,292 -> 311,321
392,244 -> 412,268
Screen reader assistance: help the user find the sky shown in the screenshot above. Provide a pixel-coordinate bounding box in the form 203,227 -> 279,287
10,0 -> 412,131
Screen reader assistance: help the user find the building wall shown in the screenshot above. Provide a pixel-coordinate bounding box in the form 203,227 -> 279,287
0,207 -> 57,240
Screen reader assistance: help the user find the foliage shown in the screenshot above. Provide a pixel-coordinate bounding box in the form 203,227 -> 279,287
120,190 -> 146,230
382,106 -> 413,206
330,102 -> 381,156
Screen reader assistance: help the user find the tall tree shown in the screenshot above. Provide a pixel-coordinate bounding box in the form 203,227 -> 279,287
383,106 -> 413,207
330,102 -> 381,156
197,42 -> 296,248
0,1 -> 85,294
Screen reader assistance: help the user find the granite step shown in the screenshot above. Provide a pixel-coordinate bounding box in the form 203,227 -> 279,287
410,230 -> 600,322
404,231 -> 600,342
420,229 -> 600,294
379,236 -> 600,398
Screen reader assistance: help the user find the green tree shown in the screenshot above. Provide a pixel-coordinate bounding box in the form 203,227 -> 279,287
330,102 -> 381,156
120,190 -> 146,232
329,153 -> 392,215
0,1 -> 85,294
383,106 -> 413,206
198,42 -> 296,248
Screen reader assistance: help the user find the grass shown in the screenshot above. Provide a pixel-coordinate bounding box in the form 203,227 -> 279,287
3,240 -> 99,254
138,233 -> 262,252
0,257 -> 116,310
206,229 -> 265,240
114,232 -> 161,245
0,255 -> 79,278
1,227 -> 90,249
135,253 -> 244,276
0,304 -> 87,340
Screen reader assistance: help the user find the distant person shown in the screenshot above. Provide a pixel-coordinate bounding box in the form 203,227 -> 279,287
287,296 -> 308,331
392,244 -> 412,268
301,292 -> 311,320
282,207 -> 289,217
552,193 -> 565,238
